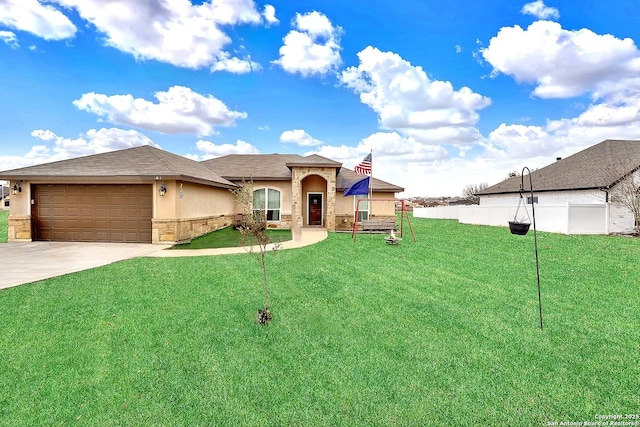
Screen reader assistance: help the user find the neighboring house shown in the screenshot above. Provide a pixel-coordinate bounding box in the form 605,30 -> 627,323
476,139 -> 640,234
0,146 -> 403,244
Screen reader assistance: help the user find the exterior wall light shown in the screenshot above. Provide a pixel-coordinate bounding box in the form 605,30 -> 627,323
12,183 -> 21,195
159,182 -> 167,196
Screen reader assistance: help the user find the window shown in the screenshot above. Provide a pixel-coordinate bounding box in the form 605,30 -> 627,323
527,196 -> 538,204
355,195 -> 369,221
253,188 -> 281,221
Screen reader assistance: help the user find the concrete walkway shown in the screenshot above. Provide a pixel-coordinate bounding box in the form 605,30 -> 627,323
146,227 -> 328,258
0,228 -> 327,289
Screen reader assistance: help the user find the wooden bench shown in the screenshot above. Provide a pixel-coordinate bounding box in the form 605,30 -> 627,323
361,218 -> 397,233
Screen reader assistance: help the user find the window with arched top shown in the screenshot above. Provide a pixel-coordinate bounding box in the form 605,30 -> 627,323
253,188 -> 281,221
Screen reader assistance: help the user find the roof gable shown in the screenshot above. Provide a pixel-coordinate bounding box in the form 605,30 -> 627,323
479,139 -> 640,195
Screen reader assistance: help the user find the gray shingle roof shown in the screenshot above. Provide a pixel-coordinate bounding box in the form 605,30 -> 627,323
478,139 -> 640,195
202,154 -> 301,180
337,168 -> 404,193
0,145 -> 237,188
202,153 -> 404,192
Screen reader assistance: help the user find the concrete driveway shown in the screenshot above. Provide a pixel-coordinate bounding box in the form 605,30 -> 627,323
0,241 -> 169,290
0,229 -> 327,290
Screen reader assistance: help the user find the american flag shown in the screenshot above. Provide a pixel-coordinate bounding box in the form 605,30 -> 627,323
354,153 -> 372,175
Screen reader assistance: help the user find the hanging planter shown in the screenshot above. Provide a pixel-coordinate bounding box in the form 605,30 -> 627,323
509,220 -> 530,235
509,191 -> 532,235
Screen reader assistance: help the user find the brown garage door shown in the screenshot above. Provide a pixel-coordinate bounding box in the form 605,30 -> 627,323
32,184 -> 152,243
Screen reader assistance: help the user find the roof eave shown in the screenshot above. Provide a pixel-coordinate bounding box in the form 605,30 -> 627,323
479,185 -> 609,196
0,174 -> 238,188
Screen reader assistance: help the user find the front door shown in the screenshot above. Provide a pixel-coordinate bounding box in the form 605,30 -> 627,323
308,193 -> 323,226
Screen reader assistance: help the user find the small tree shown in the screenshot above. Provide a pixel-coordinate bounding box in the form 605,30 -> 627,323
230,180 -> 279,324
462,182 -> 488,204
609,169 -> 640,235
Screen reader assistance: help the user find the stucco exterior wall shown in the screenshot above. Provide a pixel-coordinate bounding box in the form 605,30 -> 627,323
174,182 -> 235,218
7,180 -> 31,241
335,192 -> 397,215
152,181 -> 238,243
7,180 -> 30,216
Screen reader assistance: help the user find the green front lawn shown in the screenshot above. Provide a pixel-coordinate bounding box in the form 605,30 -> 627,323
0,219 -> 638,426
0,210 -> 8,243
171,226 -> 292,249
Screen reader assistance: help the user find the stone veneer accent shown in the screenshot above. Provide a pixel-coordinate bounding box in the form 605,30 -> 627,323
7,216 -> 31,241
290,166 -> 337,231
152,214 -> 234,244
265,214 -> 292,229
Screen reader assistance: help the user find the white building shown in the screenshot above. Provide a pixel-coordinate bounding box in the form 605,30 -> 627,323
476,139 -> 640,235
415,140 -> 640,235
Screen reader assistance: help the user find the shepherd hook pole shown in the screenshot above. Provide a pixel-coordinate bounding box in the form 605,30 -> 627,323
521,167 -> 543,331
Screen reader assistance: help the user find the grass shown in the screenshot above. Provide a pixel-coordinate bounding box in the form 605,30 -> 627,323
0,218 -> 639,426
171,226 -> 292,249
0,210 -> 7,243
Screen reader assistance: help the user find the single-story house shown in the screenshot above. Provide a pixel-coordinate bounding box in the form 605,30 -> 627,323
476,139 -> 640,234
0,146 -> 403,244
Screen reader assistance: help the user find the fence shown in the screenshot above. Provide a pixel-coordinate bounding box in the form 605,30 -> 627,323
414,204 -> 610,235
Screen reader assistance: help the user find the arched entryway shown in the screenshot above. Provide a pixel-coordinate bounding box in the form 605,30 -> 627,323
301,174 -> 327,227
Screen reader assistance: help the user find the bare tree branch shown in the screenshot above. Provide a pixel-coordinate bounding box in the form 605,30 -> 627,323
462,182 -> 488,204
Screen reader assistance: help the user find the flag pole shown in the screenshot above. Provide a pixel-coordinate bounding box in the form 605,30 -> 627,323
368,149 -> 373,216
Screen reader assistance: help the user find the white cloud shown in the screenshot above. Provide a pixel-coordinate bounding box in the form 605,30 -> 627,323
263,4 -> 279,26
190,139 -> 259,160
521,0 -> 560,20
481,20 -> 640,99
280,129 -> 323,146
358,132 -> 449,161
313,132 -> 448,168
482,95 -> 640,161
31,129 -> 58,141
210,52 -> 261,74
340,46 -> 490,144
73,86 -> 248,137
311,133 -> 455,197
472,18 -> 640,196
0,0 -> 76,40
272,11 -> 342,77
48,0 -> 261,69
32,127 -> 158,157
0,30 -> 19,48
0,128 -> 157,171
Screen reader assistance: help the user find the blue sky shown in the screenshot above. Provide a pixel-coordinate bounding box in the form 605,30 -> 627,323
2,0 -> 640,197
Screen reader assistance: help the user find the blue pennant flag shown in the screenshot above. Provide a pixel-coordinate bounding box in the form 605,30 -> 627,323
343,176 -> 370,197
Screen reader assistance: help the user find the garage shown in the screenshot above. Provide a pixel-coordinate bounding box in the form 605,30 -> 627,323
32,184 -> 153,243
